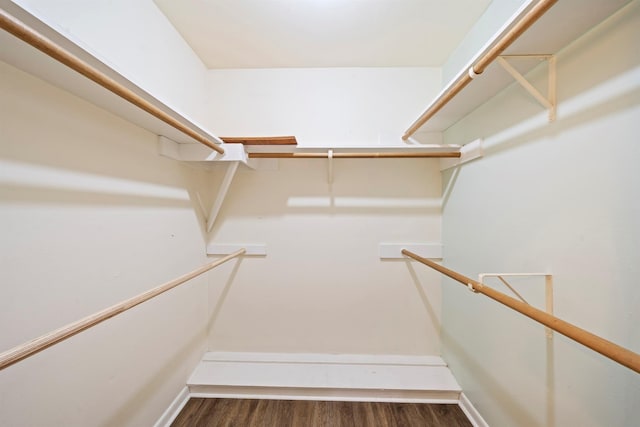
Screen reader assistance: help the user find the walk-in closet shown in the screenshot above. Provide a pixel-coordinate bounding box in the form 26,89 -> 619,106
1,1 -> 638,426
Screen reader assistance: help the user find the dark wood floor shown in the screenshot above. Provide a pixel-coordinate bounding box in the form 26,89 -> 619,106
171,398 -> 472,427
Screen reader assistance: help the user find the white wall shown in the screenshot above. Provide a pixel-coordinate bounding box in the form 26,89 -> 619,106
204,158 -> 443,354
205,67 -> 442,146
442,0 -> 527,84
441,2 -> 640,426
0,60 -> 216,426
11,0 -> 210,126
200,67 -> 446,354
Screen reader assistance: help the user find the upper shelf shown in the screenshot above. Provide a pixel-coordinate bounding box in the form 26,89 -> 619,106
0,1 -> 223,149
404,0 -> 630,135
221,136 -> 299,146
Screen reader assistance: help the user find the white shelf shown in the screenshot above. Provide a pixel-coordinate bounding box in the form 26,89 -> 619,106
415,0 -> 630,133
188,352 -> 462,402
0,1 -> 221,146
245,145 -> 460,154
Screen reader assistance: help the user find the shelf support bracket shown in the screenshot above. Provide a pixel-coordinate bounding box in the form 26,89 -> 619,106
497,55 -> 556,122
479,273 -> 554,338
207,161 -> 239,233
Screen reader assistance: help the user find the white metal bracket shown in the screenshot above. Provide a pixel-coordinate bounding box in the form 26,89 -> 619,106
497,55 -> 557,122
479,273 -> 554,338
206,161 -> 239,232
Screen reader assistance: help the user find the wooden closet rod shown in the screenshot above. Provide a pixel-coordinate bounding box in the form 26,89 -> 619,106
401,249 -> 640,374
249,151 -> 461,159
0,249 -> 245,371
0,9 -> 225,154
402,0 -> 558,140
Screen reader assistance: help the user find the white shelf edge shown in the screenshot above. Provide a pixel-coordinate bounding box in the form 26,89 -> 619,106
207,244 -> 267,256
158,136 -> 248,163
244,145 -> 462,154
188,352 -> 461,393
202,352 -> 446,366
379,244 -> 442,260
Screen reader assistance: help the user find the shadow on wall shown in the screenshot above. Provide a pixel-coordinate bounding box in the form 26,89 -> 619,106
404,259 -> 441,332
442,328 -> 545,427
0,182 -> 192,209
0,155 -> 208,244
103,322 -> 206,426
445,2 -> 640,154
204,158 -> 443,236
0,59 -> 190,188
483,84 -> 639,160
206,256 -> 244,336
0,58 -> 208,221
441,166 -> 461,211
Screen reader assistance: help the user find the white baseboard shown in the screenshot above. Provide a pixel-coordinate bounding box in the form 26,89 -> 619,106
188,352 -> 462,403
154,386 -> 190,427
458,392 -> 489,427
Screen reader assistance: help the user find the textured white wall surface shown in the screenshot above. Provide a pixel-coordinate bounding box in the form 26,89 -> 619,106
441,3 -> 640,426
203,158 -> 444,354
205,67 -> 442,146
0,60 -> 215,426
193,28 -> 447,356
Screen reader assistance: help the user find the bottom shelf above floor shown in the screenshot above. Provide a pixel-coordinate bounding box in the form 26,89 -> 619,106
187,352 -> 462,403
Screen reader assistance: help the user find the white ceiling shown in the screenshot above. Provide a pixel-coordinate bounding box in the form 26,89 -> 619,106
153,0 -> 492,69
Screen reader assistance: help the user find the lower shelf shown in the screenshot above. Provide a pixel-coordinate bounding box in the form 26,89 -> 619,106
187,352 -> 462,403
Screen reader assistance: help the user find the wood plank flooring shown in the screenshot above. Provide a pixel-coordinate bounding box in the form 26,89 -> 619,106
171,398 -> 472,427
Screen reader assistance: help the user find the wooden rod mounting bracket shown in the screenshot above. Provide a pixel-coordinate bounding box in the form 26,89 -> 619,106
479,272 -> 554,338
497,55 -> 557,122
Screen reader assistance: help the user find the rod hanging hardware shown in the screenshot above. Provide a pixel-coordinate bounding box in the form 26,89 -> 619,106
497,275 -> 528,304
0,249 -> 245,371
401,249 -> 640,374
0,8 -> 224,154
480,273 -> 554,338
